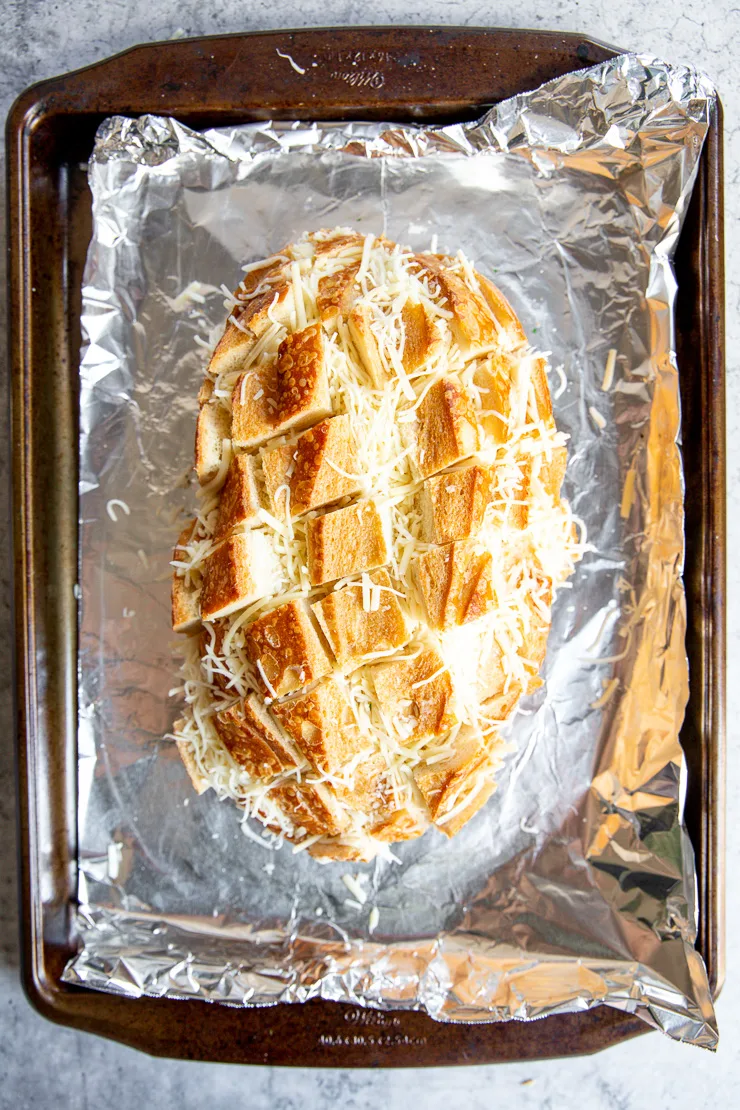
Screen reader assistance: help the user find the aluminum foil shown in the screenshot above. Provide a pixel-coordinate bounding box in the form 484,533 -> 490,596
64,53 -> 719,1050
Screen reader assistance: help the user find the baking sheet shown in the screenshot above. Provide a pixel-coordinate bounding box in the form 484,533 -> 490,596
64,53 -> 718,1048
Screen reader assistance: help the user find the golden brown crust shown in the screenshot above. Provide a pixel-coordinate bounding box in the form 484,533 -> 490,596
199,532 -> 278,621
175,737 -> 210,795
214,453 -> 264,539
412,255 -> 502,359
262,414 -> 361,518
370,643 -> 458,743
306,499 -> 390,586
400,300 -> 445,373
411,376 -> 480,479
171,521 -> 201,633
267,779 -> 351,838
347,303 -> 386,386
171,575 -> 202,633
214,695 -> 302,778
231,324 -> 332,450
243,599 -> 332,698
316,263 -> 361,328
414,540 -> 495,630
207,262 -> 294,380
413,727 -> 500,836
311,568 -> 412,672
271,679 -> 365,774
417,464 -> 493,544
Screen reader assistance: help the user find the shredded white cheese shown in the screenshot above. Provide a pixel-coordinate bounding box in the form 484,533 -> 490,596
171,228 -> 584,860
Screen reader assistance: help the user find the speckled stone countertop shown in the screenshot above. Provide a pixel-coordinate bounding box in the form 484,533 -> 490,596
0,3 -> 736,1107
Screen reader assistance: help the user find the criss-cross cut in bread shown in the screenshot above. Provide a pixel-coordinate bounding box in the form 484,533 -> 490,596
231,324 -> 332,450
262,414 -> 361,518
243,599 -> 332,698
172,229 -> 579,860
311,569 -> 412,672
306,499 -> 390,586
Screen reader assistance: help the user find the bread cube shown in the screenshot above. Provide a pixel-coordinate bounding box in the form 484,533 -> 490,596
312,568 -> 411,672
417,463 -> 493,544
271,678 -> 365,775
262,414 -> 361,518
410,375 -> 480,479
413,539 -> 495,630
199,531 -> 280,621
195,400 -> 231,484
306,499 -> 390,586
370,642 -> 457,743
244,599 -> 332,698
214,453 -> 265,539
214,694 -> 303,779
231,323 -> 332,450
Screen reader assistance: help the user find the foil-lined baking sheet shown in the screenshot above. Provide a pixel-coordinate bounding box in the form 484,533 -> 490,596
64,53 -> 719,1049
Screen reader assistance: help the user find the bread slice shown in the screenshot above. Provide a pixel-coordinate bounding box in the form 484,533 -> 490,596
243,599 -> 333,698
171,575 -> 201,634
410,376 -> 480,479
370,804 -> 429,842
171,521 -> 201,633
207,262 -> 295,380
316,263 -> 361,329
417,463 -> 493,544
214,453 -> 265,539
400,299 -> 446,374
231,324 -> 332,450
307,838 -> 377,862
271,678 -> 366,774
312,230 -> 365,259
476,273 -> 527,348
199,531 -> 280,621
262,414 -> 361,518
370,641 -> 458,743
214,694 -> 303,778
412,255 -> 502,361
473,350 -> 553,444
413,727 -> 500,837
268,779 -> 351,837
195,400 -> 231,484
414,539 -> 495,630
175,736 -> 209,795
311,568 -> 412,672
347,302 -> 386,387
306,499 -> 390,586
538,443 -> 568,502
348,298 -> 446,388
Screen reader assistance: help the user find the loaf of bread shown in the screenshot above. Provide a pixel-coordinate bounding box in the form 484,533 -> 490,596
171,229 -> 581,861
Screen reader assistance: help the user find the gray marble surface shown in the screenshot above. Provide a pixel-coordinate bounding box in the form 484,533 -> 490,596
0,2 -> 737,1107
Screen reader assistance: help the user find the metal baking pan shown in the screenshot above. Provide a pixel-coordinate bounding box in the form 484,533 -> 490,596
8,25 -> 725,1066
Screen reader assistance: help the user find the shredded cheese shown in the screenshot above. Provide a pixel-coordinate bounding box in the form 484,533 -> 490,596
171,228 -> 584,860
